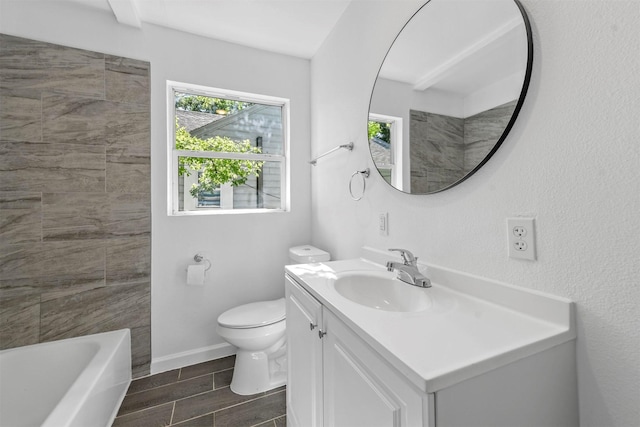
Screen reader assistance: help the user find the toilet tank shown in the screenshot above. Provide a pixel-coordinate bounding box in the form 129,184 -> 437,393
289,245 -> 330,264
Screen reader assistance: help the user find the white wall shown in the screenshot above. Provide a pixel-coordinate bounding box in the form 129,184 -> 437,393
1,1 -> 312,371
311,1 -> 639,426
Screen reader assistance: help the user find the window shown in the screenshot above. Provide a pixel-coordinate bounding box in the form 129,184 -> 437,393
368,113 -> 403,190
168,81 -> 289,215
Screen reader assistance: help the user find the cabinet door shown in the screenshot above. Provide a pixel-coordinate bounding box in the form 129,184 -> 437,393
285,276 -> 324,427
322,310 -> 430,427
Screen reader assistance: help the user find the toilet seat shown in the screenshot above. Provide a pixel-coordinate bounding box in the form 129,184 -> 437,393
218,298 -> 285,329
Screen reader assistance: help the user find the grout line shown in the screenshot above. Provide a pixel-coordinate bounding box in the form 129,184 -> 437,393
168,387 -> 286,426
169,401 -> 176,426
249,415 -> 284,427
124,376 -> 218,417
122,386 -> 286,425
126,371 -> 218,397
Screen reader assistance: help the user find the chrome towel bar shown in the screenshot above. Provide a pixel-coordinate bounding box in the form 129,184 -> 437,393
309,142 -> 354,165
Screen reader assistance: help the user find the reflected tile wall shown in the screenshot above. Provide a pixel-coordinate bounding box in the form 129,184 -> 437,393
464,100 -> 517,174
410,101 -> 516,192
410,110 -> 465,193
0,34 -> 151,377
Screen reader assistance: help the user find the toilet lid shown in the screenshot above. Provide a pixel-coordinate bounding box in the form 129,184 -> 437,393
218,298 -> 286,329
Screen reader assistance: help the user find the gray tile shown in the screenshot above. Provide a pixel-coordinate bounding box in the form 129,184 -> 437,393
105,103 -> 150,193
105,102 -> 150,156
39,280 -> 150,343
0,140 -> 105,192
172,387 -> 260,424
214,390 -> 286,427
253,420 -> 277,427
179,356 -> 236,381
105,55 -> 150,105
214,369 -> 234,389
106,236 -> 150,285
0,34 -> 105,98
118,374 -> 214,417
106,193 -> 150,238
0,240 -> 105,299
171,413 -> 214,427
131,325 -> 152,378
112,401 -> 173,427
106,161 -> 150,193
274,415 -> 286,427
463,100 -> 516,173
464,100 -> 516,146
42,192 -> 150,241
0,90 -> 42,141
41,192 -> 107,240
42,94 -> 150,148
0,293 -> 40,349
424,113 -> 464,170
0,192 -> 41,244
410,175 -> 430,194
127,369 -> 180,395
42,94 -> 111,145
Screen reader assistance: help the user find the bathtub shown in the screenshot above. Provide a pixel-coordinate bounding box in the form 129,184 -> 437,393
0,329 -> 131,427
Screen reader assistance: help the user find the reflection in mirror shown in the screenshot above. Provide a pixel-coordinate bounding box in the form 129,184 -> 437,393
369,0 -> 532,194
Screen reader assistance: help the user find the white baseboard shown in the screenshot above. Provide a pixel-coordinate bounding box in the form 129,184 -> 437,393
150,342 -> 236,375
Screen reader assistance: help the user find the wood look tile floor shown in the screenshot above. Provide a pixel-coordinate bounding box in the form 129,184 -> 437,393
113,356 -> 286,427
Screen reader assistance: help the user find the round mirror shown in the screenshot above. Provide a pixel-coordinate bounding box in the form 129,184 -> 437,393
368,0 -> 532,194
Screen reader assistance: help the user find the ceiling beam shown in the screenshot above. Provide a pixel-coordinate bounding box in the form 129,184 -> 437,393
107,0 -> 142,28
413,17 -> 523,92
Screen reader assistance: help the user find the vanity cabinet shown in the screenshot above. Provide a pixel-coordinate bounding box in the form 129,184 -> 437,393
285,263 -> 578,427
286,276 -> 433,427
285,275 -> 323,427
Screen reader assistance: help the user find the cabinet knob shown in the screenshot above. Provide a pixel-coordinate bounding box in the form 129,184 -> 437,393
318,330 -> 327,339
310,323 -> 317,331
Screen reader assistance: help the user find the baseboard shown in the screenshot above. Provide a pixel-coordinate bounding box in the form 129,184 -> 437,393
150,342 -> 236,375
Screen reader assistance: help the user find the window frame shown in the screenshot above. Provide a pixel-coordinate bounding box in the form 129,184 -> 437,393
167,81 -> 290,216
368,112 -> 403,191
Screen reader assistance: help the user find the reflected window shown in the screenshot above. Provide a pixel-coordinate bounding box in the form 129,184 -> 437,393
368,113 -> 403,190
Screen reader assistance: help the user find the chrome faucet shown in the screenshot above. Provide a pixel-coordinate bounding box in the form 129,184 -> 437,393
386,248 -> 431,288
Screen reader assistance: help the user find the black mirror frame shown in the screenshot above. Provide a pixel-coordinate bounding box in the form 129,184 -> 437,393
368,0 -> 534,194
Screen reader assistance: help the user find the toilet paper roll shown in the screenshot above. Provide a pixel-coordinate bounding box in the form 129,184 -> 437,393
187,264 -> 206,286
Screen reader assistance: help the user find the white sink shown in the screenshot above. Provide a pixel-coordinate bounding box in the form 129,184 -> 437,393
332,271 -> 431,312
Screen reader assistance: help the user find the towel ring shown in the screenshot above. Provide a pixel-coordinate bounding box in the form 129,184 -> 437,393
349,168 -> 370,201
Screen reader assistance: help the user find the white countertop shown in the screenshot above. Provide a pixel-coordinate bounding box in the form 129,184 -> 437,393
285,249 -> 575,393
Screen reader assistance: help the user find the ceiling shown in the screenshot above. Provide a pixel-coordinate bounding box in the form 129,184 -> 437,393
65,0 -> 527,100
379,0 -> 527,97
66,0 -> 352,59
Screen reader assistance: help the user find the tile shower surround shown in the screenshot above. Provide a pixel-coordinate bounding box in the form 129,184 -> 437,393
410,100 -> 517,193
0,34 -> 151,376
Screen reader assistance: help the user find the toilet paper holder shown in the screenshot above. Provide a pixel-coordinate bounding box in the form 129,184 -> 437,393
193,254 -> 212,271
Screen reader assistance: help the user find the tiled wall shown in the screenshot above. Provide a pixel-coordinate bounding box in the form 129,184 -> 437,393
463,100 -> 517,174
410,110 -> 465,193
0,34 -> 151,377
409,100 -> 517,193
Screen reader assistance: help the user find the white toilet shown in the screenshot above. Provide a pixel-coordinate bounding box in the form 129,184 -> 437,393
216,245 -> 330,395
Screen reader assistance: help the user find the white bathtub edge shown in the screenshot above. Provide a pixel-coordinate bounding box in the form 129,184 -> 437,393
150,342 -> 236,375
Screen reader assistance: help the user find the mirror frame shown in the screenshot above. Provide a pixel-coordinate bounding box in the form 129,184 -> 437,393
368,0 -> 533,194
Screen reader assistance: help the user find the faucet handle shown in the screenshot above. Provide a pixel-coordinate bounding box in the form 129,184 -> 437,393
388,248 -> 417,266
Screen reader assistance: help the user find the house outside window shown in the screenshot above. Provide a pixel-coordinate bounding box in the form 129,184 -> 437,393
368,113 -> 403,190
168,81 -> 290,215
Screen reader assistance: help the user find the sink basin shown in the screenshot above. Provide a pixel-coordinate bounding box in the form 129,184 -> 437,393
332,271 -> 431,312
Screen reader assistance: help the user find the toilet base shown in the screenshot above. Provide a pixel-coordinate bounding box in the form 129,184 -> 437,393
230,340 -> 287,395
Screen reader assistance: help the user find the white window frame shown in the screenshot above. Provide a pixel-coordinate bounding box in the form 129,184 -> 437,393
167,81 -> 290,216
368,113 -> 403,191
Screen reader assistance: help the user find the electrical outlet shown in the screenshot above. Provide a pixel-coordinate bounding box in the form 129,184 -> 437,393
507,217 -> 536,260
379,212 -> 388,236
